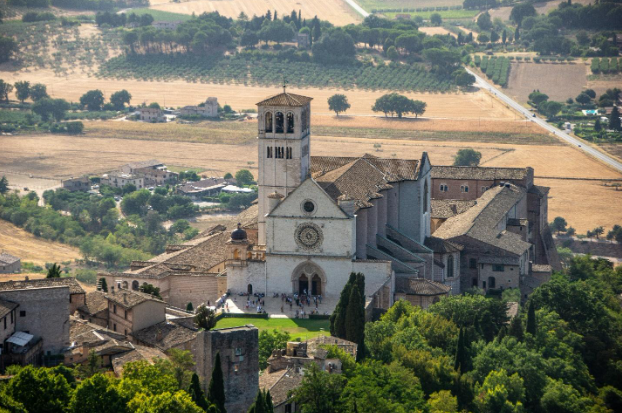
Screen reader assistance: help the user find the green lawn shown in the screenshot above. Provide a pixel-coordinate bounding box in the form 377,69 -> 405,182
383,9 -> 478,20
130,8 -> 193,22
215,317 -> 330,340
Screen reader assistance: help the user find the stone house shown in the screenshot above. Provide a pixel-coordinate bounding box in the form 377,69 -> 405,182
104,288 -> 167,336
121,160 -> 178,186
176,177 -> 236,198
195,326 -> 259,413
0,278 -> 85,316
101,173 -> 145,190
131,317 -> 198,354
77,291 -> 109,327
0,253 -> 20,274
296,33 -> 310,48
179,97 -> 219,118
61,177 -> 91,192
138,108 -> 164,123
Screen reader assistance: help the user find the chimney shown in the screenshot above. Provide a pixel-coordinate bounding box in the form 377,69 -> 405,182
338,194 -> 355,217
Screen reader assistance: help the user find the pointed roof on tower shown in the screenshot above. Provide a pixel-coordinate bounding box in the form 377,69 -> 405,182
256,92 -> 313,107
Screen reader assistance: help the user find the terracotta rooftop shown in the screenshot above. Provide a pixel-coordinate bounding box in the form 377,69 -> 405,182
131,320 -> 198,351
431,199 -> 477,219
396,277 -> 451,296
311,154 -> 420,211
424,236 -> 463,253
0,277 -> 85,295
431,166 -> 528,181
111,345 -> 168,376
0,253 -> 20,265
78,291 -> 108,315
0,299 -> 18,319
433,185 -> 531,256
105,289 -> 165,309
256,92 -> 313,107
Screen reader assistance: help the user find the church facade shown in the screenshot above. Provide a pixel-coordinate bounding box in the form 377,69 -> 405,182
226,91 -> 445,308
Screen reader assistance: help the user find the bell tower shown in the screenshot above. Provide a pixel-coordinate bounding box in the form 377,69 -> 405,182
256,88 -> 313,245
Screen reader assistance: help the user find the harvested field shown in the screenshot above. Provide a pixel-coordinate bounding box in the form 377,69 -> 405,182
587,73 -> 622,98
147,0 -> 361,25
488,0 -> 593,21
505,62 -> 589,103
357,0 -> 464,11
418,27 -> 455,37
0,220 -> 81,266
2,133 -> 620,232
0,69 -> 518,120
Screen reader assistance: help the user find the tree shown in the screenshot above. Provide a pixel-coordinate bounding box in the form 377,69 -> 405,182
344,274 -> 365,360
140,283 -> 162,299
132,391 -> 204,413
454,71 -> 476,88
593,226 -> 604,239
32,98 -> 69,121
594,117 -> 602,132
110,90 -> 132,111
259,329 -> 290,370
167,348 -> 195,390
69,374 -> 127,413
80,90 -> 105,111
312,28 -> 355,65
584,89 -> 596,99
514,27 -> 520,43
454,328 -> 467,372
0,176 -> 8,195
188,373 -> 210,411
609,106 -> 621,131
529,90 -> 549,105
372,93 -> 426,118
14,81 -> 30,103
490,30 -> 500,43
526,300 -> 536,336
0,79 -> 13,103
502,30 -> 507,45
241,31 -> 259,48
248,389 -> 273,413
235,169 -> 254,186
540,101 -> 563,119
330,272 -> 355,338
386,45 -> 398,60
99,277 -> 108,292
46,263 -> 62,278
477,33 -> 490,44
575,92 -> 591,106
186,302 -> 194,312
207,352 -> 226,413
0,35 -> 18,63
550,217 -> 568,234
327,94 -> 351,116
6,365 -> 72,413
76,350 -> 104,379
477,12 -> 493,31
510,3 -> 536,25
453,148 -> 482,166
291,363 -> 345,413
195,305 -> 217,331
430,13 -> 442,26
474,369 -> 525,413
540,379 -> 590,413
507,315 -> 524,341
29,83 -> 49,101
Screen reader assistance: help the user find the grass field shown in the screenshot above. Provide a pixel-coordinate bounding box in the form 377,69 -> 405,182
215,317 -> 330,339
130,8 -> 193,22
0,220 -> 81,266
381,9 -> 477,20
147,0 -> 361,26
505,62 -> 589,104
357,0 -> 465,11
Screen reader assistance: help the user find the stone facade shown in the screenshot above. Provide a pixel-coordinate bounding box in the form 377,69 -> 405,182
0,254 -> 20,274
195,326 -> 259,413
0,286 -> 71,354
106,289 -> 167,336
61,177 -> 90,192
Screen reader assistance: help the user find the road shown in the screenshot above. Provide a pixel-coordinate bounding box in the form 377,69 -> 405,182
344,0 -> 369,18
465,68 -> 622,173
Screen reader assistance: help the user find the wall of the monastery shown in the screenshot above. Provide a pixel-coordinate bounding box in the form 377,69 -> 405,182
227,262 -> 266,296
168,275 -> 222,309
386,185 -> 399,229
196,328 -> 259,413
106,275 -> 171,301
132,301 -> 166,332
398,181 -> 420,242
0,286 -> 70,354
108,302 -> 133,335
352,260 -> 393,299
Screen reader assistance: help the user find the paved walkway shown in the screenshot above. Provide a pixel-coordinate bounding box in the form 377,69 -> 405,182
223,295 -> 338,318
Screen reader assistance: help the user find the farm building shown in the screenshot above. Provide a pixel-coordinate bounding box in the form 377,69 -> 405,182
138,108 -> 165,123
61,176 -> 91,192
178,97 -> 219,118
176,177 -> 236,198
101,173 -> 145,190
0,253 -> 20,274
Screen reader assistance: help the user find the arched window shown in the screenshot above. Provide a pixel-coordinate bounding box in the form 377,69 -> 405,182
122,281 -> 128,289
265,112 -> 273,133
132,280 -> 139,291
275,112 -> 284,133
286,112 -> 294,133
447,256 -> 454,278
233,249 -> 240,260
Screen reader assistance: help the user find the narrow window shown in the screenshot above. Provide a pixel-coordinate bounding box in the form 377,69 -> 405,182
275,112 -> 284,133
493,264 -> 504,272
19,311 -> 25,317
265,112 -> 273,132
3,317 -> 6,330
267,146 -> 272,158
286,147 -> 292,159
286,112 -> 294,133
113,323 -> 117,332
113,305 -> 117,314
464,185 -> 469,193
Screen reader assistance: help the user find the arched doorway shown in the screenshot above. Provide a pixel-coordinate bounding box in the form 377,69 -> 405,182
132,280 -> 139,291
291,261 -> 326,296
247,284 -> 253,295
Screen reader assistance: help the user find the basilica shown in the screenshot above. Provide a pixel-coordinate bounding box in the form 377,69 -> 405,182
104,90 -> 558,313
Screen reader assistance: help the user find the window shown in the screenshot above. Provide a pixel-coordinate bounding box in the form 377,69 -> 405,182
286,147 -> 292,159
3,317 -> 6,330
303,200 -> 315,214
488,276 -> 496,289
235,348 -> 243,356
19,311 -> 25,317
265,112 -> 273,132
113,304 -> 117,314
469,258 -> 477,269
493,264 -> 505,272
301,110 -> 307,132
423,181 -> 428,213
10,311 -> 13,324
439,184 -> 448,192
285,404 -> 292,413
461,185 -> 469,193
286,112 -> 294,133
446,256 -> 454,278
275,112 -> 284,133
125,329 -> 128,336
472,278 -> 478,287
124,309 -> 127,320
267,146 -> 273,158
113,323 -> 117,332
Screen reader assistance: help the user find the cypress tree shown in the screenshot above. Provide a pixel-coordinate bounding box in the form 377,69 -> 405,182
526,300 -> 537,336
515,27 -> 520,42
207,353 -> 226,413
610,106 -> 621,131
189,373 -> 210,411
265,391 -> 273,413
330,273 -> 355,337
99,277 -> 108,292
345,280 -> 365,361
454,328 -> 465,372
595,118 -> 602,132
508,315 -> 524,341
497,325 -> 507,341
187,302 -> 194,312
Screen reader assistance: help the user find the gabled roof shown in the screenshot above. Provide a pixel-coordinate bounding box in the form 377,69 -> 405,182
0,253 -> 20,265
259,367 -> 303,407
311,154 -> 420,211
431,199 -> 477,219
111,345 -> 168,376
105,289 -> 165,310
396,278 -> 451,296
267,178 -> 348,218
131,320 -> 198,351
78,291 -> 108,315
256,92 -> 313,107
0,277 -> 84,294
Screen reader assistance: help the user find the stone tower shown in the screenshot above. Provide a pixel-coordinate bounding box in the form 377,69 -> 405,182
256,90 -> 313,245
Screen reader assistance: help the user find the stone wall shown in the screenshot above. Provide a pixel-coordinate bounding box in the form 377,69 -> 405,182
169,275 -> 222,309
195,326 -> 259,413
0,286 -> 70,354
